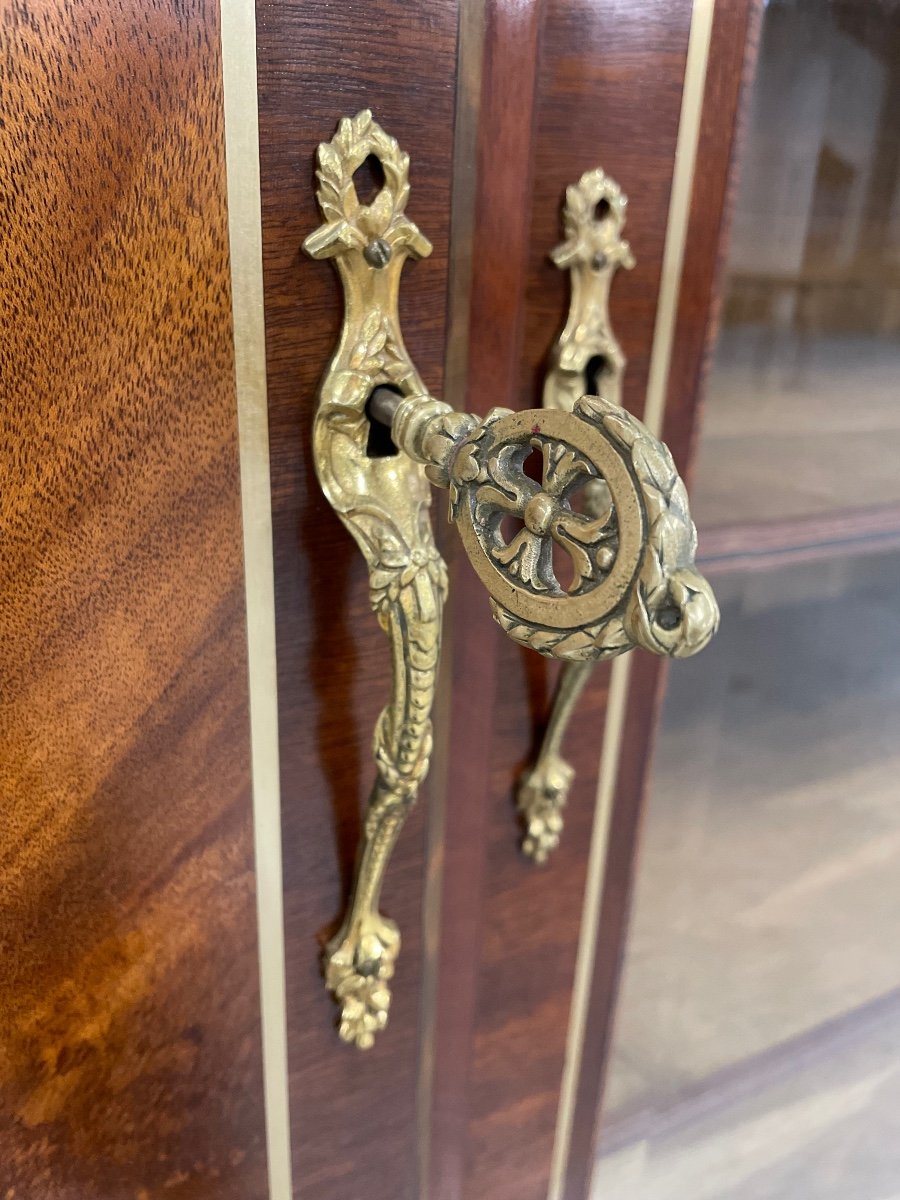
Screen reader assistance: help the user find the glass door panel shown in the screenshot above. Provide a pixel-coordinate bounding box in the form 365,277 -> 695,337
595,552 -> 900,1198
692,0 -> 900,530
594,2 -> 900,1195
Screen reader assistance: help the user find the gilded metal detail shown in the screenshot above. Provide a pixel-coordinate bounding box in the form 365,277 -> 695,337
306,119 -> 718,1044
389,394 -> 718,662
303,111 -> 445,1048
543,167 -> 635,413
518,169 -> 718,861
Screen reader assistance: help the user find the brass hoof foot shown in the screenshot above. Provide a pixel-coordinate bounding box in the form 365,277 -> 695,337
324,917 -> 399,1049
517,754 -> 573,863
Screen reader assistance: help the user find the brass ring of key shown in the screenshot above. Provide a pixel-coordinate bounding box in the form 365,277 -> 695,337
453,408 -> 646,630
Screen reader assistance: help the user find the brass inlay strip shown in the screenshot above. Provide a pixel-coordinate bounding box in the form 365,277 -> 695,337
547,652 -> 631,1200
220,4 -> 293,1198
441,0 -> 488,411
547,2 -> 717,1197
642,0 -> 716,441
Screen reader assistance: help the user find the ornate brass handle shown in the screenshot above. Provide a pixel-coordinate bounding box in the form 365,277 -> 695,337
304,112 -> 718,1046
518,169 -> 724,864
517,166 -> 634,861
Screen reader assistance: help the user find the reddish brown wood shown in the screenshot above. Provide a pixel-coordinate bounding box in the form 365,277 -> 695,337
560,4 -> 763,1198
699,503 -> 900,575
0,3 -> 266,1196
253,3 -> 459,1197
428,5 -> 547,1197
424,4 -> 698,1199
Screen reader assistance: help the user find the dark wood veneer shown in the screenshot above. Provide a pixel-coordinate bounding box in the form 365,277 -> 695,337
254,3 -> 459,1197
428,5 -> 547,1197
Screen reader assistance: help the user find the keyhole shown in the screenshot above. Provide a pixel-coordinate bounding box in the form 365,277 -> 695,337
584,354 -> 609,397
353,154 -> 386,205
594,197 -> 611,221
364,386 -> 400,458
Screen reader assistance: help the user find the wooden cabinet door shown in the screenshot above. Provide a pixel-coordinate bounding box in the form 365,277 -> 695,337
256,3 -> 752,1199
0,1 -> 751,1197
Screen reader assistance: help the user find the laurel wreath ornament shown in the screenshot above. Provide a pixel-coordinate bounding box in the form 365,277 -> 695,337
306,109 -> 431,263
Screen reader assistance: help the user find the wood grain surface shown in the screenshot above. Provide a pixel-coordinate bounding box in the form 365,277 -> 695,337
699,502 -> 900,576
427,4 -> 548,1197
0,3 -> 267,1197
563,4 -> 763,1198
253,2 -> 459,1197
431,5 -> 693,1199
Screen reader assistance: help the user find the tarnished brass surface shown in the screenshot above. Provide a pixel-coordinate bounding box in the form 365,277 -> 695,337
388,396 -> 718,659
306,117 -> 718,1043
518,168 -> 718,861
520,167 -> 635,860
303,111 -> 445,1048
543,167 -> 634,413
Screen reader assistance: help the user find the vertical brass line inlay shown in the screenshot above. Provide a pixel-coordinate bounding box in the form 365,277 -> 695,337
220,4 -> 293,1198
547,3 -> 717,1198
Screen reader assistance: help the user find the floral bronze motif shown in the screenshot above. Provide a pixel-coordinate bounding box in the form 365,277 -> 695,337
391,397 -> 719,664
305,116 -> 718,1045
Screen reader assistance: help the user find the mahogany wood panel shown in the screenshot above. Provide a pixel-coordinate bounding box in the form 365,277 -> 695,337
253,3 -> 458,1197
429,5 -> 694,1199
562,4 -> 763,1198
428,4 -> 547,1197
0,3 -> 266,1197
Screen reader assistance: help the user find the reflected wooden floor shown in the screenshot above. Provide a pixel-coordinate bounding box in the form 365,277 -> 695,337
595,990 -> 900,1199
692,330 -> 900,527
594,551 -> 900,1198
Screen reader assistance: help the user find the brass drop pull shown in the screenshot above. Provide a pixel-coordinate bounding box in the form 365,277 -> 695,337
519,165 -> 634,861
304,112 -> 718,1047
516,166 -> 721,861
